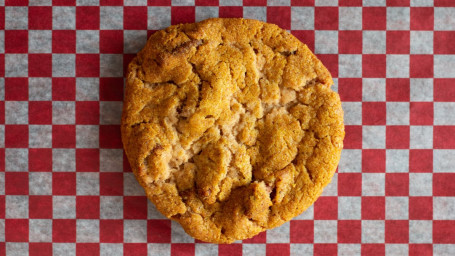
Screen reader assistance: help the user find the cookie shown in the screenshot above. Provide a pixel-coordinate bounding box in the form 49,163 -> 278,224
121,18 -> 344,243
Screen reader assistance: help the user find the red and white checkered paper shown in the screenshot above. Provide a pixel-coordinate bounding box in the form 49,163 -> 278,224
1,0 -> 455,255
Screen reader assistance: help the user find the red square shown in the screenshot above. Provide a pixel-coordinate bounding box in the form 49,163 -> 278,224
243,231 -> 266,243
0,7 -> 3,29
434,79 -> 455,102
100,78 -> 124,101
171,7 -> 195,25
314,244 -> 337,256
410,55 -> 433,78
362,244 -> 385,255
338,78 -> 362,101
435,0 -> 455,6
386,31 -> 410,54
5,219 -> 28,242
434,31 -> 455,54
410,7 -> 433,30
124,244 -> 147,256
28,6 -> 52,30
386,126 -> 410,149
30,243 -> 52,256
29,196 -> 52,219
362,196 -> 385,220
53,0 -> 76,5
29,148 -> 52,172
6,0 -> 29,6
52,172 -> 76,195
196,0 -> 220,5
148,220 -> 171,243
266,244 -> 290,256
76,244 -> 99,256
362,54 -> 386,78
434,126 -> 455,149
386,0 -> 409,5
100,30 -> 124,54
318,54 -> 338,78
76,54 -> 100,77
124,196 -> 148,219
101,0 -> 124,5
100,125 -> 122,148
53,125 -> 76,148
315,7 -> 338,30
5,125 -> 28,148
76,149 -> 100,172
409,244 -> 433,256
219,7 -> 243,18
124,6 -> 147,29
76,6 -> 100,30
344,125 -> 362,149
409,150 -> 432,172
362,149 -> 386,173
76,101 -> 99,125
29,101 -> 52,124
363,7 -> 386,30
314,196 -> 338,220
124,152 -> 132,172
147,0 -> 171,5
100,220 -> 123,243
52,78 -> 76,101
290,220 -> 313,243
433,221 -> 455,243
5,30 -> 28,53
386,78 -> 410,101
267,7 -> 291,30
362,102 -> 386,125
219,244 -> 242,256
5,173 -> 28,195
409,196 -> 432,220
338,220 -> 361,243
100,172 -> 123,196
5,78 -> 28,101
433,173 -> 455,196
410,102 -> 433,125
291,0 -> 314,5
292,30 -> 314,52
338,173 -> 362,196
171,244 -> 195,256
53,219 -> 76,242
52,30 -> 76,53
123,53 -> 136,76
338,31 -> 362,54
339,0 -> 362,5
77,196 -> 100,219
386,173 -> 409,196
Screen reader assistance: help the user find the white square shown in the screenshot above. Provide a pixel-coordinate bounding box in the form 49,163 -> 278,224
124,30 -> 148,54
29,219 -> 52,242
315,31 -> 338,54
434,197 -> 455,220
410,78 -> 433,102
52,149 -> 76,172
362,173 -> 385,196
331,78 -> 338,93
29,0 -> 52,5
291,244 -> 313,256
386,244 -> 408,256
0,220 -> 3,241
76,172 -> 99,195
53,196 -> 76,218
76,30 -> 100,53
53,243 -> 76,256
434,150 -> 455,173
124,0 -> 147,5
5,148 -> 28,172
242,244 -> 266,256
434,245 -> 455,256
435,7 -> 455,31
362,220 -> 385,243
243,7 -> 266,22
76,78 -> 99,101
29,78 -> 52,101
0,31 -> 3,53
5,7 -> 28,29
363,78 -> 386,101
386,150 -> 409,173
100,54 -> 123,77
410,31 -> 433,54
409,173 -> 432,196
294,204 -> 314,220
29,30 -> 52,53
53,6 -> 76,30
0,126 -> 3,148
124,173 -> 146,196
29,172 -> 52,195
6,195 -> 28,219
52,54 -> 76,77
5,101 -> 28,124
195,244 -> 218,256
387,7 -> 410,30
363,126 -> 386,149
148,201 -> 167,219
0,173 -> 4,195
363,0 -> 386,6
322,173 -> 337,196
291,7 -> 314,30
341,102 -> 362,125
386,197 -> 409,220
338,197 -> 361,220
171,221 -> 194,243
6,243 -> 29,256
339,7 -> 362,30
124,220 -> 147,242
314,220 -> 337,243
76,125 -> 99,148
100,7 -> 123,30
411,0 -> 434,6
434,55 -> 455,78
386,102 -> 409,125
409,220 -> 432,243
100,102 -> 123,125
77,0 -> 100,5
100,149 -> 123,172
219,0 -> 242,5
268,0 -> 290,5
100,196 -> 123,219
101,243 -> 123,256
5,54 -> 28,77
53,101 -> 75,124
77,219 -> 100,242
148,7 -> 171,30
338,149 -> 362,173
148,244 -> 171,256
435,103 -> 455,125
339,54 -> 362,78
196,6 -> 219,22
266,222 -> 290,243
363,31 -> 386,54
387,55 -> 409,78
338,244 -> 361,256
172,0 -> 194,5
0,78 -> 4,100
410,126 -> 433,149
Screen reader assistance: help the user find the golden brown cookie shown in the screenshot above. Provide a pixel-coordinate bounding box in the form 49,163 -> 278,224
121,18 -> 344,243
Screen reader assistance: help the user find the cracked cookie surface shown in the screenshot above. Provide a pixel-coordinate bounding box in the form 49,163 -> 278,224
121,18 -> 344,243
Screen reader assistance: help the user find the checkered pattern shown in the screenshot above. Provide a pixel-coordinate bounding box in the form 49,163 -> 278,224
1,0 -> 455,255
